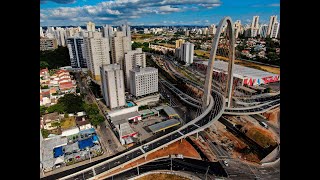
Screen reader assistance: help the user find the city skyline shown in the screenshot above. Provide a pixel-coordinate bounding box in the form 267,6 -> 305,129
40,0 -> 280,26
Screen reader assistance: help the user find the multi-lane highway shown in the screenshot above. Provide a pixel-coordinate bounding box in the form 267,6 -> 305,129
159,75 -> 280,116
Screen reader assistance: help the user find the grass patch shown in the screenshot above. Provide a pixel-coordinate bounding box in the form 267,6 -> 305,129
60,117 -> 76,130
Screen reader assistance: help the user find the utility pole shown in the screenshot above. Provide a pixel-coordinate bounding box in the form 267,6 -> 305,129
205,165 -> 210,180
170,155 -> 173,171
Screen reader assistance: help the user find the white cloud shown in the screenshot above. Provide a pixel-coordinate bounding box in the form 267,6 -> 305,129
41,0 -> 222,25
159,5 -> 181,13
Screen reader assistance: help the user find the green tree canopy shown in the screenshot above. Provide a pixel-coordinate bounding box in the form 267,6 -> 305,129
58,94 -> 85,113
89,114 -> 105,127
40,46 -> 71,69
47,103 -> 64,113
41,129 -> 50,138
84,103 -> 100,115
40,61 -> 49,69
40,106 -> 47,116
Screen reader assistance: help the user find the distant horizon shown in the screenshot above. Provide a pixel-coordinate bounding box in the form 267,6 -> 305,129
41,0 -> 279,26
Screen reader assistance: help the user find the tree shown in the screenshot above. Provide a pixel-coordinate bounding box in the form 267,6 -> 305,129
40,106 -> 47,116
64,113 -> 69,118
41,129 -> 50,138
40,46 -> 71,69
41,85 -> 49,89
58,94 -> 85,113
84,103 -> 99,115
51,122 -> 61,127
40,61 -> 49,69
47,103 -> 64,113
89,114 -> 105,127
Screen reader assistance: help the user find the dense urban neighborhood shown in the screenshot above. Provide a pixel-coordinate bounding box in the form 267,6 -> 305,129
40,11 -> 280,180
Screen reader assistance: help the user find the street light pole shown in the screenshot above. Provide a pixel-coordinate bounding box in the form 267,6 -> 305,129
205,165 -> 210,180
170,155 -> 173,171
87,147 -> 92,162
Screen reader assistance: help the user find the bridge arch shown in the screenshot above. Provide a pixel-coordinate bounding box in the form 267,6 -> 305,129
202,16 -> 235,109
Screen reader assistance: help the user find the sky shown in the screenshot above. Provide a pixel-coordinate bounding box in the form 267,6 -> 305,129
40,0 -> 280,26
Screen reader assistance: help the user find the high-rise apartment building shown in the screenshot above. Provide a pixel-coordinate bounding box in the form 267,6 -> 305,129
84,32 -> 110,81
259,24 -> 269,38
175,39 -> 185,48
267,15 -> 277,37
54,28 -> 67,47
181,42 -> 194,65
234,20 -> 241,38
124,48 -> 146,90
87,21 -> 95,32
251,16 -> 259,37
100,64 -> 126,109
40,37 -> 58,51
66,37 -> 87,68
209,24 -> 216,35
102,25 -> 114,38
40,27 -> 44,37
185,30 -> 190,36
110,31 -> 132,67
270,21 -> 280,38
121,24 -> 131,38
129,67 -> 158,97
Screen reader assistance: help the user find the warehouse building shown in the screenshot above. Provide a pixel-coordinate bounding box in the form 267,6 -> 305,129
193,60 -> 280,86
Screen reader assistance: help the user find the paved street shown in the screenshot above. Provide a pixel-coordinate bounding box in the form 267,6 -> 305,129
75,72 -> 125,154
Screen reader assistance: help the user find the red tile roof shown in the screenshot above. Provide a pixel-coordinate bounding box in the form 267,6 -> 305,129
58,78 -> 71,82
59,82 -> 74,90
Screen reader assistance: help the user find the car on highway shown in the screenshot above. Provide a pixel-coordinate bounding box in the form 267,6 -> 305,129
260,122 -> 269,129
223,160 -> 229,167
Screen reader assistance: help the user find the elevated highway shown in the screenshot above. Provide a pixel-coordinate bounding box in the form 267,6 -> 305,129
59,90 -> 225,180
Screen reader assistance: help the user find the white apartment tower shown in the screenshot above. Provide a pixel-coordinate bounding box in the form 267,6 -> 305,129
129,67 -> 158,97
54,28 -> 67,46
267,15 -> 277,37
270,21 -> 280,38
100,64 -> 126,109
110,31 -> 132,67
40,27 -> 44,37
234,20 -> 241,38
209,24 -> 216,35
84,32 -> 110,81
87,21 -> 96,32
102,25 -> 114,38
182,42 -> 194,65
121,24 -> 131,39
251,16 -> 259,37
124,48 -> 146,90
